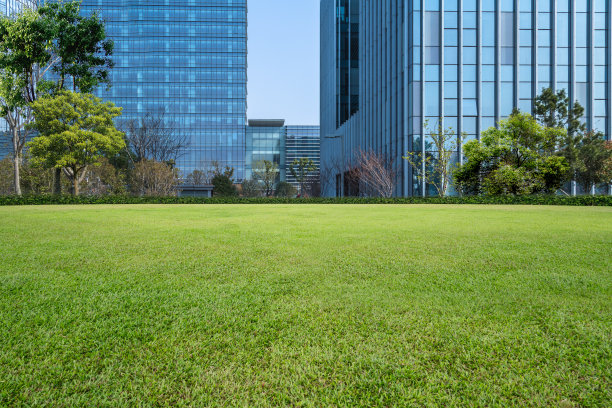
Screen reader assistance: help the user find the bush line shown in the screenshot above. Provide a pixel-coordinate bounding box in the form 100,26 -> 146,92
0,195 -> 611,206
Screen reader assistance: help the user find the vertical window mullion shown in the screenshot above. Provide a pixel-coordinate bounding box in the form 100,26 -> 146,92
514,0 -> 520,109
532,0 -> 538,114
588,0 -> 594,132
495,0 -> 501,124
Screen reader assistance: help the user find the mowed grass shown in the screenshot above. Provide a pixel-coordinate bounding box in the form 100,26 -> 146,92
0,205 -> 610,407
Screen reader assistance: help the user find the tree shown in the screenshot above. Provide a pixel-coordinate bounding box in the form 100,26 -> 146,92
454,112 -> 568,196
130,159 -> 179,197
404,120 -> 462,197
39,1 -> 114,94
123,109 -> 188,164
241,179 -> 262,197
575,132 -> 612,194
0,9 -> 54,195
212,174 -> 237,197
185,169 -> 209,185
81,157 -> 126,196
252,160 -> 278,197
0,2 -> 114,195
275,181 -> 297,198
534,88 -> 586,136
27,91 -> 124,196
354,149 -> 397,198
534,88 -> 588,194
289,158 -> 316,197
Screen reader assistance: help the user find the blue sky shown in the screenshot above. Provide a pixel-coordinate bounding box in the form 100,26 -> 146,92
247,0 -> 320,126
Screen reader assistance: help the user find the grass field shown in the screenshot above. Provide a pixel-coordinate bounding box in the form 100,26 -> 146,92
0,205 -> 610,407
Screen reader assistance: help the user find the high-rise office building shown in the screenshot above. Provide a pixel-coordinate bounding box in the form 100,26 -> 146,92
321,0 -> 611,197
80,0 -> 248,179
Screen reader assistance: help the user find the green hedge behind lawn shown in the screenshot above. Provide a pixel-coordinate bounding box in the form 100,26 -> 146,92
1,194 -> 611,206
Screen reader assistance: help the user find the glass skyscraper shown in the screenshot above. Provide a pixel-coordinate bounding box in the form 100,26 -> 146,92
79,0 -> 248,179
321,0 -> 611,197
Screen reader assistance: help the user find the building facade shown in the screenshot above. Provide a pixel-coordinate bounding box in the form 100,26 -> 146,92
246,120 -> 320,191
285,125 -> 321,188
0,0 -> 36,15
321,0 -> 612,196
79,0 -> 248,180
246,119 -> 287,183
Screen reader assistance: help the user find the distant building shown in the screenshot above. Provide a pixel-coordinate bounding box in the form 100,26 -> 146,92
321,0 -> 612,196
246,120 -> 320,191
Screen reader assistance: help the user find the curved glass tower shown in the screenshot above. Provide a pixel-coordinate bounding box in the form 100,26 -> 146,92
80,0 -> 248,179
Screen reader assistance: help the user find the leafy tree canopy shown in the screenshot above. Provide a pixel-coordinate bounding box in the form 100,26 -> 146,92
27,91 -> 124,195
455,112 -> 569,195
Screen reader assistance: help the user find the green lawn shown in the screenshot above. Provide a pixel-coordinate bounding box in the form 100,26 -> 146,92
0,205 -> 610,407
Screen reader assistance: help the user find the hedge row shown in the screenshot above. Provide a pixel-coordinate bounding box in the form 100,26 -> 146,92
1,195 -> 611,206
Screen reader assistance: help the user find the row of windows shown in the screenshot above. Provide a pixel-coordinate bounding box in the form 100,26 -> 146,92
82,8 -> 247,21
415,63 -> 608,83
419,0 -> 607,13
421,12 -> 608,49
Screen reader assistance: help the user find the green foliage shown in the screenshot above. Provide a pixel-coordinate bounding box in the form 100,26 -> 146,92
82,157 -> 127,195
575,132 -> 612,193
212,174 -> 237,197
289,158 -> 316,197
0,2 -> 114,195
241,179 -> 262,198
0,157 -> 55,195
275,181 -> 297,198
482,165 -> 536,196
0,7 -> 54,105
0,195 -> 610,207
210,162 -> 235,180
534,88 -> 586,136
39,1 -> 114,93
27,91 -> 124,195
0,157 -> 14,194
455,112 -> 569,196
252,160 -> 278,197
538,155 -> 571,194
19,160 -> 54,195
0,205 -> 610,406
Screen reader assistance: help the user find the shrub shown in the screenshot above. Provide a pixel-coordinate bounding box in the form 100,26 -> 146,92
3,195 -> 610,206
482,166 -> 537,196
212,174 -> 237,197
275,182 -> 297,198
130,159 -> 179,197
241,179 -> 261,197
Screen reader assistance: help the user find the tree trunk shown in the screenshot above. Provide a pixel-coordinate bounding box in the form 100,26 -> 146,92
13,154 -> 21,196
12,127 -> 22,196
53,168 -> 62,195
73,176 -> 79,196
